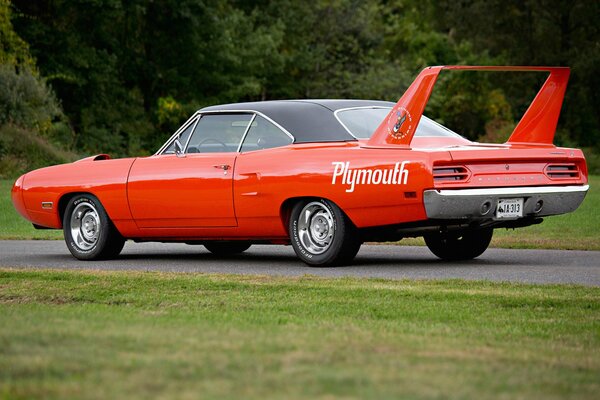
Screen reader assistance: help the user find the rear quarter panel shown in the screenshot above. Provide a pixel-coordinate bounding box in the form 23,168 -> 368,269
233,142 -> 441,237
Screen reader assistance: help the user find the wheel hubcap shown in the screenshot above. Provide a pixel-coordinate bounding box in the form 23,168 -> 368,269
70,202 -> 101,251
297,202 -> 335,255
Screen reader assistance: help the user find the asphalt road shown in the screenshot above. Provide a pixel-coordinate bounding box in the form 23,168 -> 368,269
2,240 -> 599,286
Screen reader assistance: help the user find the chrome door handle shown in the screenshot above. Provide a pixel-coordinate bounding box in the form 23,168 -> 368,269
213,164 -> 230,170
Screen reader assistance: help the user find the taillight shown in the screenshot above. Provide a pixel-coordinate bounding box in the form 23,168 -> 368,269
433,166 -> 470,182
545,163 -> 579,179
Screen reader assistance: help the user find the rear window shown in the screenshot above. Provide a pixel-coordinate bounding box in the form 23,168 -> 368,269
335,107 -> 462,139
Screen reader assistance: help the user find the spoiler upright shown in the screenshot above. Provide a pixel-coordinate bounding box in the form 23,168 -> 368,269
367,66 -> 570,148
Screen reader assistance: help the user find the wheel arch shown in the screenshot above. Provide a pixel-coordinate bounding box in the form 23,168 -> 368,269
57,192 -> 121,235
58,192 -> 89,227
279,196 -> 357,234
280,197 -> 314,232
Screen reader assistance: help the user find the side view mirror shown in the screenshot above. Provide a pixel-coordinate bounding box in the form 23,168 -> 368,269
174,139 -> 185,158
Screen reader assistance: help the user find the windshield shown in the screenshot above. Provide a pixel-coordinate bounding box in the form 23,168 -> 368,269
335,107 -> 463,139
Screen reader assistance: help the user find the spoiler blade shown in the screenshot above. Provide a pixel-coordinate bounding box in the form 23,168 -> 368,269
507,68 -> 570,145
367,66 -> 442,147
367,66 -> 570,147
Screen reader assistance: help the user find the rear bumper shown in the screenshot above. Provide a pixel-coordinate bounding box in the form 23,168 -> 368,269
423,185 -> 589,220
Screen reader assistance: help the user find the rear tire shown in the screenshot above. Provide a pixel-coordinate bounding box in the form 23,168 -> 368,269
63,194 -> 125,260
289,199 -> 361,267
204,242 -> 251,255
424,228 -> 493,261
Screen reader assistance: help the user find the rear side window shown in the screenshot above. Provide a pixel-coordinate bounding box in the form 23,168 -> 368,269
336,108 -> 390,139
240,115 -> 293,152
335,107 -> 463,139
186,114 -> 252,153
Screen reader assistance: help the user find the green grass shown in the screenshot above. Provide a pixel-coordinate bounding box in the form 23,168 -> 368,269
1,269 -> 599,399
1,177 -> 599,249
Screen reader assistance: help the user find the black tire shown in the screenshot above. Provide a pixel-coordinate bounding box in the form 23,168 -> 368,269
424,228 -> 493,261
62,194 -> 125,260
289,199 -> 361,267
203,242 -> 251,255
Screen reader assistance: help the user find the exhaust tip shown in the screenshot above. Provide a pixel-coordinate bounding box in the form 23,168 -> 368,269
480,200 -> 493,216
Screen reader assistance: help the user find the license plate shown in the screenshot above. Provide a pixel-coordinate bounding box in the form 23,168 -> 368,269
496,198 -> 524,218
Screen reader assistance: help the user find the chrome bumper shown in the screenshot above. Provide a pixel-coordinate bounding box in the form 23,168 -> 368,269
423,185 -> 589,220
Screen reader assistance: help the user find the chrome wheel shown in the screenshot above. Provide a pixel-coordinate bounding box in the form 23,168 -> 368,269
290,199 -> 361,267
69,202 -> 101,251
297,201 -> 335,255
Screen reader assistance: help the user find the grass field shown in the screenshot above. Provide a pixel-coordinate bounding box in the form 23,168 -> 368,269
1,268 -> 599,399
1,177 -> 599,249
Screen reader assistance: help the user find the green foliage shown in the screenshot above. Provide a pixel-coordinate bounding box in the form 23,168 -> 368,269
0,0 -> 78,179
2,0 -> 598,161
0,0 -> 33,68
582,148 -> 600,175
78,87 -> 154,155
434,0 -> 600,149
0,64 -> 60,131
0,124 -> 78,179
157,96 -> 187,129
427,71 -> 514,140
155,95 -> 197,143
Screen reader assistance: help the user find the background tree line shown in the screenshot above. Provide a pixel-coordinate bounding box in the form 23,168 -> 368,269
1,0 -> 598,177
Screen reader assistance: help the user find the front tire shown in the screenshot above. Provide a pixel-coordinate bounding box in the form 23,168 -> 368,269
424,228 -> 493,261
63,194 -> 125,260
289,199 -> 361,267
204,242 -> 251,255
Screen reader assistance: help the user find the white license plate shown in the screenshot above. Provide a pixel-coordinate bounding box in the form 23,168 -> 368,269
496,198 -> 524,218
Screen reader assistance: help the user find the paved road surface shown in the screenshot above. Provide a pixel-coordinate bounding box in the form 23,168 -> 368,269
1,240 -> 599,286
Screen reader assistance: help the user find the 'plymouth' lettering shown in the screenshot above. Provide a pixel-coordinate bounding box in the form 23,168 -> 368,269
331,161 -> 409,193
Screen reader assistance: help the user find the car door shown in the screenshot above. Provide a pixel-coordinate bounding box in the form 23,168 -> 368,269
127,113 -> 253,228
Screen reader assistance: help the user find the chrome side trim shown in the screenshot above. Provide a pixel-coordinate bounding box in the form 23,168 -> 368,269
434,185 -> 589,197
236,113 -> 257,153
155,112 -> 201,155
182,117 -> 201,153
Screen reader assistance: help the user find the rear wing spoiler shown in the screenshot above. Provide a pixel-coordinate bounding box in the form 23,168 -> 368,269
367,66 -> 570,147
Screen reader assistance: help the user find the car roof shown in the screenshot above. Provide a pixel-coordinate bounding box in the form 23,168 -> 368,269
200,99 -> 394,143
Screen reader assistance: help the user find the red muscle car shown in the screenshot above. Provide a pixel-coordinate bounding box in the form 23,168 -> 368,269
11,66 -> 589,266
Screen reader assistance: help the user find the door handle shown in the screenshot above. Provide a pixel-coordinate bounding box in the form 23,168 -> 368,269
213,164 -> 231,175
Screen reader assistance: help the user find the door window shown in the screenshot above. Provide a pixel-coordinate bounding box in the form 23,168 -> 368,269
240,115 -> 293,152
186,114 -> 252,153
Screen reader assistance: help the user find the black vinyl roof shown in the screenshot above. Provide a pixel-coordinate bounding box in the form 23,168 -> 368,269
200,99 -> 394,143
